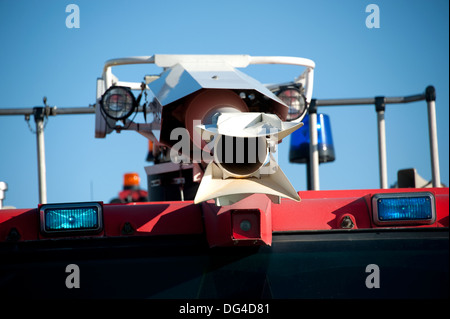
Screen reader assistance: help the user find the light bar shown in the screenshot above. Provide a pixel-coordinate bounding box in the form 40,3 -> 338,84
372,192 -> 435,226
39,202 -> 103,235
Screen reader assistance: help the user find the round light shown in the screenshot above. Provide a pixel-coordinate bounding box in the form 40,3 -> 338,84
101,86 -> 136,120
277,88 -> 306,121
124,172 -> 140,188
240,219 -> 252,232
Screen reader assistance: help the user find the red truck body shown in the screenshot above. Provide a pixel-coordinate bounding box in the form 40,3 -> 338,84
0,187 -> 448,299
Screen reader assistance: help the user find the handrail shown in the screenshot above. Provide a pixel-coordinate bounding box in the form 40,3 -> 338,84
307,86 -> 440,190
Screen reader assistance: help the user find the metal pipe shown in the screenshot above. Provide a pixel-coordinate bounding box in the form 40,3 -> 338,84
376,111 -> 388,189
0,105 -> 95,205
375,97 -> 388,189
0,86 -> 441,200
103,56 -> 155,74
385,94 -> 425,104
312,90 -> 437,190
316,97 -> 376,106
0,181 -> 7,209
0,106 -> 95,116
425,86 -> 441,187
0,108 -> 35,115
51,107 -> 95,115
309,112 -> 320,190
315,93 -> 425,107
34,108 -> 47,204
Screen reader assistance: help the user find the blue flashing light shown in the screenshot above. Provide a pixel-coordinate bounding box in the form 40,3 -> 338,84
40,202 -> 103,234
372,193 -> 435,225
289,113 -> 335,163
45,207 -> 98,230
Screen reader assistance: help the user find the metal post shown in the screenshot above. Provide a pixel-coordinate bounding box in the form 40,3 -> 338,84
0,181 -> 7,209
425,86 -> 441,187
34,107 -> 47,204
308,100 -> 320,190
375,97 -> 388,189
0,104 -> 95,205
376,111 -> 388,188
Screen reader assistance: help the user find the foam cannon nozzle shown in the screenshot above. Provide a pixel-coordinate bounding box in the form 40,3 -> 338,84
194,112 -> 303,206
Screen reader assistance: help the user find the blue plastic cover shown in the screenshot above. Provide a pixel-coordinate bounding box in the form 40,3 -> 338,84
289,113 -> 335,163
377,196 -> 433,221
44,207 -> 99,231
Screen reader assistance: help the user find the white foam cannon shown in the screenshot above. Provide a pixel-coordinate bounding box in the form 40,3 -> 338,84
95,55 -> 315,205
194,112 -> 303,206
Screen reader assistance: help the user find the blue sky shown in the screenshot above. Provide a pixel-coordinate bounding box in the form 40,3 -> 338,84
0,0 -> 448,208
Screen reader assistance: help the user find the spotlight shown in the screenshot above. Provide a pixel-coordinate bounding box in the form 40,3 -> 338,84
277,87 -> 307,121
100,86 -> 136,120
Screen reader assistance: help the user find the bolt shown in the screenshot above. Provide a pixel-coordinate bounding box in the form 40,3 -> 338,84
6,228 -> 21,242
340,215 -> 354,229
121,222 -> 135,235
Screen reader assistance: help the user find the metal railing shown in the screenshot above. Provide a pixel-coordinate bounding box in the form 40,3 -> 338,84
0,101 -> 95,204
0,86 -> 442,204
307,85 -> 440,190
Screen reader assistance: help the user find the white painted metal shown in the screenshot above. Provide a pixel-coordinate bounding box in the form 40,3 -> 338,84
0,181 -> 7,209
194,161 -> 300,205
377,111 -> 388,189
194,111 -> 303,205
35,116 -> 47,204
427,99 -> 441,187
101,54 -> 315,95
197,112 -> 303,138
308,112 -> 320,190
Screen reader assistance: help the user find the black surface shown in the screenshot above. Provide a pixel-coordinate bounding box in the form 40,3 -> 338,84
0,229 -> 448,299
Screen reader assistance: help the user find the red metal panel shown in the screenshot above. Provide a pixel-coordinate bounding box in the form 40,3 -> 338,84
436,192 -> 449,227
272,188 -> 449,231
201,194 -> 272,247
0,187 -> 447,245
272,195 -> 370,231
232,210 -> 261,239
103,201 -> 204,236
0,208 -> 39,241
